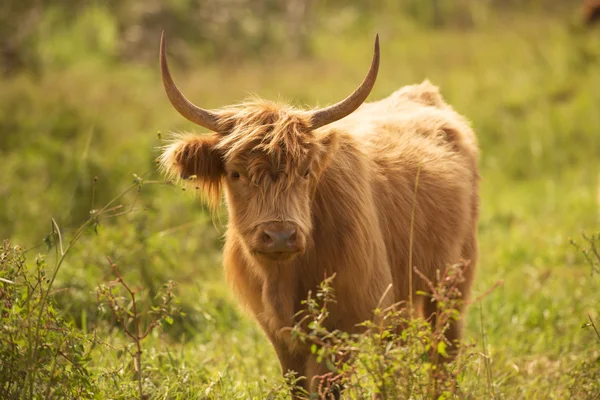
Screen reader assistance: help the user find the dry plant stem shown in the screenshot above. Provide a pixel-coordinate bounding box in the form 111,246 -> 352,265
572,233 -> 600,274
470,280 -> 504,304
582,233 -> 600,265
375,283 -> 394,315
589,314 -> 600,343
408,165 -> 422,316
480,304 -> 497,400
25,284 -> 33,400
105,257 -> 144,399
103,256 -> 171,400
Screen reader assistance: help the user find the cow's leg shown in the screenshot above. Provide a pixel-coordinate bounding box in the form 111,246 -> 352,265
433,178 -> 479,357
423,256 -> 477,359
424,299 -> 463,360
261,329 -> 309,398
448,232 -> 478,355
277,349 -> 309,398
224,253 -> 308,396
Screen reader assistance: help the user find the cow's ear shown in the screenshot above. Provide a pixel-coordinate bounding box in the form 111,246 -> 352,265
313,129 -> 339,179
159,134 -> 225,206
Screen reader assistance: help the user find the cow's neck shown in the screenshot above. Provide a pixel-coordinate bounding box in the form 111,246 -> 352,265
290,133 -> 391,329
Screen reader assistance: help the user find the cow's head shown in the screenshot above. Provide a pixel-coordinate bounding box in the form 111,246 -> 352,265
158,32 -> 379,265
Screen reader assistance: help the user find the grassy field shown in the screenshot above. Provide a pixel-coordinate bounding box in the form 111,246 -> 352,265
1,5 -> 599,399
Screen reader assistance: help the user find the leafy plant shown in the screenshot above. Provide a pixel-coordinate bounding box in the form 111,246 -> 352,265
96,258 -> 181,400
286,263 -> 499,399
0,241 -> 96,399
569,232 -> 600,399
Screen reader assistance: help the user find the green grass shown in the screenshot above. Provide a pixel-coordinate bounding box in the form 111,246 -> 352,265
1,7 -> 599,399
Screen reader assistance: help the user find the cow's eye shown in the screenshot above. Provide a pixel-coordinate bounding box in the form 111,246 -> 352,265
303,169 -> 310,179
231,171 -> 240,180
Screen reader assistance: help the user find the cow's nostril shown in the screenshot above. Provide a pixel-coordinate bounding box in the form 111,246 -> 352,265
288,230 -> 297,243
261,232 -> 274,245
260,227 -> 298,252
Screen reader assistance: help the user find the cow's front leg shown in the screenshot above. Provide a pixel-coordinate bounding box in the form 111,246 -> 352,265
262,329 -> 309,398
260,275 -> 310,397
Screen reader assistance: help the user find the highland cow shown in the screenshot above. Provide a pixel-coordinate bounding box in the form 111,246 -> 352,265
583,0 -> 600,25
158,32 -> 479,398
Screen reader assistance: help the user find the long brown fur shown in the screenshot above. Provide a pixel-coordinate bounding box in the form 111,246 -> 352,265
159,80 -> 480,398
583,0 -> 600,25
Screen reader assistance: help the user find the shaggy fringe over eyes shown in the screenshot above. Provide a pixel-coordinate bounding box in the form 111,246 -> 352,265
158,98 -> 339,207
214,99 -> 326,189
158,133 -> 224,209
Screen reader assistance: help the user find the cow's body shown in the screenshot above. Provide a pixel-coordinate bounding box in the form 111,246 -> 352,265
583,0 -> 600,25
158,33 -> 479,398
221,81 -> 479,390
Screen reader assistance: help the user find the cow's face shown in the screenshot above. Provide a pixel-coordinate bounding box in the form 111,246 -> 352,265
160,104 -> 337,265
222,148 -> 312,263
158,32 -> 378,265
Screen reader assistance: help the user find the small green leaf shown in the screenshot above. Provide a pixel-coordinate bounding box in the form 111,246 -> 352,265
437,341 -> 448,357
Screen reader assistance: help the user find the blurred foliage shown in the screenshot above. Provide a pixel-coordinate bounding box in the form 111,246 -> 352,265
0,0 -> 591,75
1,0 -> 314,74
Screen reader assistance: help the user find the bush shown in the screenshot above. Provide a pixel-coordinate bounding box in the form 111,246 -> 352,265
286,263 -> 486,399
0,240 -> 96,399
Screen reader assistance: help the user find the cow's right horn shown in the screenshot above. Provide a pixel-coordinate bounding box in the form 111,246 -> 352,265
160,31 -> 221,132
309,34 -> 380,130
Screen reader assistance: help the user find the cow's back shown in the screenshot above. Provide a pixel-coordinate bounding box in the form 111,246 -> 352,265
329,80 -> 480,304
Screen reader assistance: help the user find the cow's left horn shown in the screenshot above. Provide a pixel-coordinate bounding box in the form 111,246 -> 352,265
160,31 -> 221,132
309,34 -> 380,130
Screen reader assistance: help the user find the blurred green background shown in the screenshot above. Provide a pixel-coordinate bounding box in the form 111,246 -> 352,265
1,0 -> 599,397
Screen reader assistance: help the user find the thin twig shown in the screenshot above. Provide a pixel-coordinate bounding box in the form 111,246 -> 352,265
376,283 -> 394,311
588,314 -> 600,344
479,304 -> 497,400
408,165 -> 422,316
51,218 -> 64,257
91,176 -> 97,211
470,280 -> 504,304
105,257 -> 144,399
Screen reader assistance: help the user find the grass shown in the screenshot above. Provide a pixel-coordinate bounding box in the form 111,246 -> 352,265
1,7 -> 599,399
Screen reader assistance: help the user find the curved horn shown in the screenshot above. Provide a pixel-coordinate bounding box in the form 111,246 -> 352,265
160,31 -> 221,132
310,34 -> 380,130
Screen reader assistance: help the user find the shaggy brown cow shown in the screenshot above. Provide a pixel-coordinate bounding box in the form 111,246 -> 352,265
158,32 -> 479,397
583,0 -> 600,25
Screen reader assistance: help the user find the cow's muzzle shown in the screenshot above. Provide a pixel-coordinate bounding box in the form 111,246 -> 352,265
254,221 -> 302,255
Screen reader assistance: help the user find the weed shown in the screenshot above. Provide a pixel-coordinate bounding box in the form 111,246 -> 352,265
285,263 -> 500,399
0,240 -> 96,399
96,258 -> 180,399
